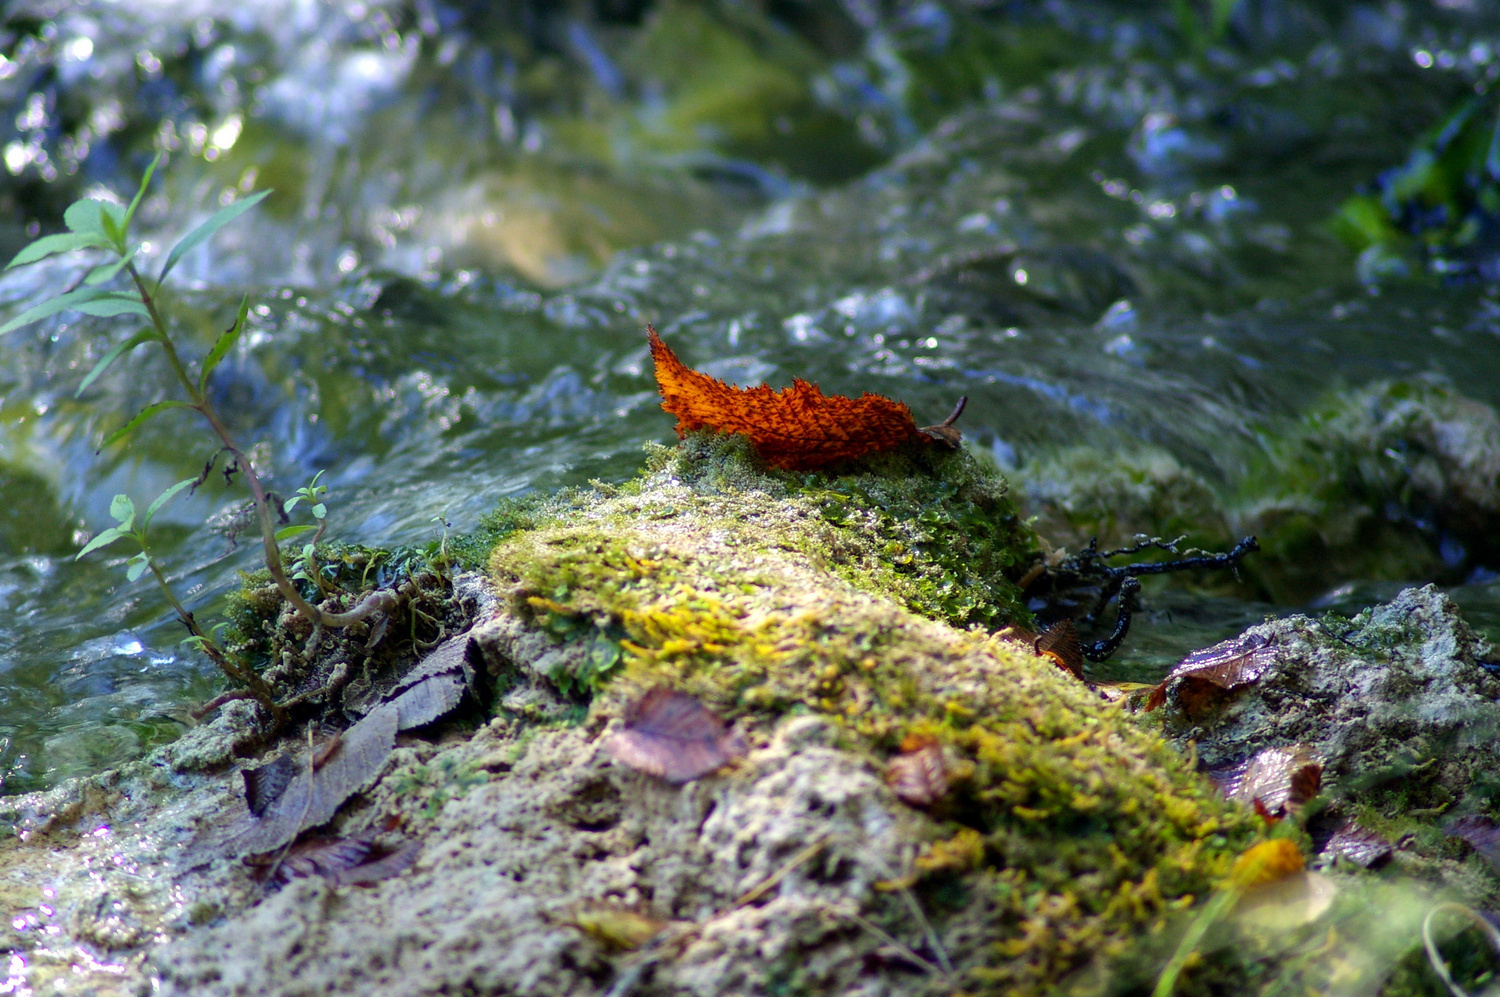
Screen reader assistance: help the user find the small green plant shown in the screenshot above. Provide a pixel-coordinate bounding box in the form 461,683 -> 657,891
1171,0 -> 1240,55
1,153 -> 396,725
390,756 -> 488,819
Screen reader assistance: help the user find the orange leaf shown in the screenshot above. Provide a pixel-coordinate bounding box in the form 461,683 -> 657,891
649,327 -> 947,471
1228,839 -> 1304,890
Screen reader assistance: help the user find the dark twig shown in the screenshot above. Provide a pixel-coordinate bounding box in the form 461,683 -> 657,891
1082,577 -> 1141,662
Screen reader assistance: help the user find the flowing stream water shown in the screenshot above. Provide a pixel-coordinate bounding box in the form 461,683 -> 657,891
4,0 -> 1500,794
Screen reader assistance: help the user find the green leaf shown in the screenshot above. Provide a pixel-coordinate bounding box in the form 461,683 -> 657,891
199,294 -> 250,392
99,400 -> 191,450
0,285 -> 120,336
84,248 -> 138,286
158,189 -> 271,283
275,524 -> 317,542
64,199 -> 124,237
122,152 -> 161,233
76,526 -> 129,559
70,292 -> 149,319
312,502 -> 327,520
6,231 -> 109,269
109,493 -> 136,524
125,552 -> 150,582
76,328 -> 159,398
100,210 -> 123,249
144,477 -> 198,531
282,493 -> 302,513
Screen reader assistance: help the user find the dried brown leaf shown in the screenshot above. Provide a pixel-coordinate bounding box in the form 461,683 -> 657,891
650,327 -> 947,470
256,834 -> 420,888
887,736 -> 950,807
607,687 -> 748,783
1035,619 -> 1084,680
242,752 -> 297,818
995,621 -> 1084,681
388,670 -> 468,730
1212,744 -> 1322,818
343,631 -> 476,726
228,703 -> 400,856
1147,632 -> 1278,713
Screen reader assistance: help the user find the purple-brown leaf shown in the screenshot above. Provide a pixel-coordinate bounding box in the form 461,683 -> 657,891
1210,744 -> 1322,818
607,687 -> 748,784
1147,632 -> 1277,712
242,752 -> 297,818
226,703 -> 400,856
1321,820 -> 1393,869
257,834 -> 420,887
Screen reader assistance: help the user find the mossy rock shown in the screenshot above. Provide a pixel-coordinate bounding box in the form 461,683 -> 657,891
1234,379 -> 1500,601
481,434 -> 1259,993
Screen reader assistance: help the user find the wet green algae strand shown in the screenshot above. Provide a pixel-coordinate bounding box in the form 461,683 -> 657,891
487,433 -> 1260,993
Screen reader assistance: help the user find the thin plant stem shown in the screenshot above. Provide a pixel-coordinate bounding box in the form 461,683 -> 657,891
124,262 -> 395,631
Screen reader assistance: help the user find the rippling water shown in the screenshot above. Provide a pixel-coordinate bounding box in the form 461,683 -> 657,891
4,0 -> 1500,792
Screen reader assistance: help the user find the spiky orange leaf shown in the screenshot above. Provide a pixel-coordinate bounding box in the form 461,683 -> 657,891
649,327 -> 938,470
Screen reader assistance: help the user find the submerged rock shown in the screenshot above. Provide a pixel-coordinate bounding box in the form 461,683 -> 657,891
1016,380 -> 1500,604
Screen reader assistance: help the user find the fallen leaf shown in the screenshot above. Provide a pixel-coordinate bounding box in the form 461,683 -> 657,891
1210,744 -> 1322,818
387,669 -> 468,731
607,686 -> 748,783
1321,819 -> 1393,869
242,752 -> 297,818
650,327 -> 953,470
995,620 -> 1084,680
886,735 -> 950,807
567,903 -> 667,950
1228,838 -> 1305,891
255,834 -> 420,888
1035,619 -> 1084,680
343,630 -> 477,728
226,703 -> 400,856
1147,632 -> 1278,712
1449,815 -> 1500,872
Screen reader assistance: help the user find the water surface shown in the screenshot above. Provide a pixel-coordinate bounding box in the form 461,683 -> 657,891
4,0 -> 1500,792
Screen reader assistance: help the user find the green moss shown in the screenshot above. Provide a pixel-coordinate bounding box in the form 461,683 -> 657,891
797,445 -> 1038,627
444,492 -> 565,571
219,539 -> 478,711
1015,445 -> 1229,554
486,434 -> 1260,993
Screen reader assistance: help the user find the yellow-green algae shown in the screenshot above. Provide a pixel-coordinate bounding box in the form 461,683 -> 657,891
487,433 -> 1260,993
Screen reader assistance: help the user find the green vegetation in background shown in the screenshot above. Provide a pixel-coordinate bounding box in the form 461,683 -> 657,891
1172,0 -> 1242,56
1332,89 -> 1500,281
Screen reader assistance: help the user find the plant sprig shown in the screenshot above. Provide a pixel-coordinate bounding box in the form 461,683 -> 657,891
2,152 -> 395,724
